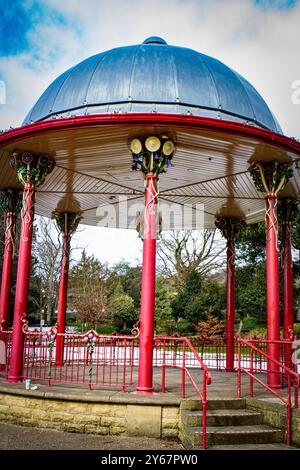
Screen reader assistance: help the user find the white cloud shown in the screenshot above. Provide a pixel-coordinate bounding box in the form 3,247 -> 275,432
1,0 -> 299,263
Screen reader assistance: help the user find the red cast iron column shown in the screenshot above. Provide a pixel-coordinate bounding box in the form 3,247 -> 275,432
279,200 -> 296,370
215,217 -> 245,372
226,238 -> 235,372
130,136 -> 175,394
7,151 -> 54,382
53,211 -> 81,366
0,191 -> 21,330
250,162 -> 293,388
265,195 -> 281,387
137,174 -> 157,393
0,212 -> 15,329
8,184 -> 36,382
55,233 -> 70,366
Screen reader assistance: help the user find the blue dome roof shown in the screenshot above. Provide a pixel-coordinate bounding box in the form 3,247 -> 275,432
23,38 -> 282,133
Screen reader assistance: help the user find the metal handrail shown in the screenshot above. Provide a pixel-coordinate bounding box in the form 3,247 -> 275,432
155,335 -> 211,449
237,338 -> 299,446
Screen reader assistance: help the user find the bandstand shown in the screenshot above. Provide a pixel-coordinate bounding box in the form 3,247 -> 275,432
0,37 -> 299,449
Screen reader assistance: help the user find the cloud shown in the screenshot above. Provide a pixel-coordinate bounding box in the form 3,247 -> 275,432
0,0 -> 299,263
0,0 -> 299,135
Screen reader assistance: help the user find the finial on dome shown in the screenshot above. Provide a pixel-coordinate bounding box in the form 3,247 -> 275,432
143,36 -> 167,45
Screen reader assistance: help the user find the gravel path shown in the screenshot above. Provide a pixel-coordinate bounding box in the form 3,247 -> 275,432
0,422 -> 183,450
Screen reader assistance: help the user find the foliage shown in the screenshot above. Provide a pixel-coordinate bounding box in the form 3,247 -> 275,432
157,230 -> 225,288
32,217 -> 61,324
238,315 -> 258,331
69,250 -> 109,327
194,315 -> 225,340
171,269 -> 202,322
293,323 -> 300,338
236,222 -> 266,265
154,277 -> 177,333
172,270 -> 225,326
108,283 -> 137,332
244,327 -> 267,339
235,263 -> 266,321
109,261 -> 142,310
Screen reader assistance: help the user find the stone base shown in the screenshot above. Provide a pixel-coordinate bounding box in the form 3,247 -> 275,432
0,384 -> 180,439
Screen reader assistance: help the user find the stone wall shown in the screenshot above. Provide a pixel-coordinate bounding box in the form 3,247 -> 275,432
246,398 -> 300,447
0,386 -> 180,439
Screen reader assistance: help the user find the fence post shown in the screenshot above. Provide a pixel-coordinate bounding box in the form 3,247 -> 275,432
237,340 -> 241,398
250,348 -> 254,397
182,341 -> 186,399
161,340 -> 166,393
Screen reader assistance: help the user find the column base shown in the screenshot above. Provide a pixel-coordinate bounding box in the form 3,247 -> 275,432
6,375 -> 23,383
134,387 -> 156,395
267,383 -> 282,389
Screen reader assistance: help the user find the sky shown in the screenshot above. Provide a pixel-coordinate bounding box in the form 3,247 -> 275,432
1,0 -> 300,265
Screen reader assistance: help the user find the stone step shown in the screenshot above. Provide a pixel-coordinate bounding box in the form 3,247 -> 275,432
208,443 -> 295,450
181,398 -> 246,411
182,409 -> 263,427
182,424 -> 284,449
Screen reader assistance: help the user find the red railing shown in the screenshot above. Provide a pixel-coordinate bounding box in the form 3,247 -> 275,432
21,329 -> 138,391
189,337 -> 226,370
237,338 -> 300,446
154,336 -> 211,449
0,330 -> 12,375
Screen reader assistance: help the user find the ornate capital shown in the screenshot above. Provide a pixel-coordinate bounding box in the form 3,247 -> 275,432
129,136 -> 176,176
52,211 -> 82,237
215,216 -> 246,241
277,199 -> 299,225
249,161 -> 293,195
0,189 -> 22,214
8,151 -> 55,187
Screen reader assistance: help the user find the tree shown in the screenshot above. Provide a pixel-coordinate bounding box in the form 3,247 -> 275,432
109,261 -> 142,311
154,277 -> 176,334
194,314 -> 225,340
157,230 -> 226,288
108,283 -> 136,332
69,250 -> 109,328
32,217 -> 61,324
171,269 -> 202,322
185,277 -> 226,323
236,221 -> 266,266
235,263 -> 266,321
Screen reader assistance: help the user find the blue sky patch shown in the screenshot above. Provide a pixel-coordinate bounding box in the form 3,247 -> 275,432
0,0 -> 69,57
254,0 -> 299,9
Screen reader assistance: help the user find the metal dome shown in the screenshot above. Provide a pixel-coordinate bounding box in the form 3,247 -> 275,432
23,38 -> 282,133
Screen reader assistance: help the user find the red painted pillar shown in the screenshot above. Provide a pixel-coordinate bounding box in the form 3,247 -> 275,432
282,220 -> 294,369
55,234 -> 70,366
265,195 -> 281,387
7,184 -> 35,382
0,211 -> 15,329
137,174 -> 157,394
226,239 -> 235,372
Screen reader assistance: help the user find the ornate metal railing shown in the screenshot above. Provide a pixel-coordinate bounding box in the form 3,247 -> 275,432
154,336 -> 211,449
237,338 -> 300,446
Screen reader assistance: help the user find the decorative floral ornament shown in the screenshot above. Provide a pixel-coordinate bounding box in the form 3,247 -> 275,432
82,330 -> 98,355
8,151 -> 55,187
45,328 -> 57,348
52,210 -> 83,237
215,217 -> 246,241
45,328 -> 57,385
131,321 -> 140,338
82,330 -> 98,390
249,161 -> 293,195
129,136 -> 176,176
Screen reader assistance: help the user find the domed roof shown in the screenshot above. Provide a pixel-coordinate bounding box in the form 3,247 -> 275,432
23,37 -> 282,133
